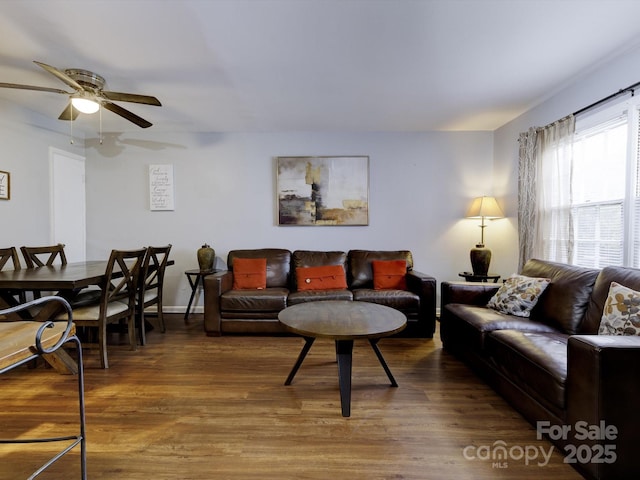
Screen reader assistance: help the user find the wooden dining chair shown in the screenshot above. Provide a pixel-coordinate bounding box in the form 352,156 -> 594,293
137,244 -> 172,346
0,246 -> 25,303
56,248 -> 147,369
0,246 -> 21,271
20,244 -> 68,300
21,243 -> 102,306
21,243 -> 68,268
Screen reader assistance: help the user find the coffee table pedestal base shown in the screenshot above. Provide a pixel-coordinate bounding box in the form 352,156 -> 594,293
285,337 -> 398,417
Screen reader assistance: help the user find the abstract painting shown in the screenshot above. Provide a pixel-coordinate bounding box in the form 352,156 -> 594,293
277,156 -> 369,226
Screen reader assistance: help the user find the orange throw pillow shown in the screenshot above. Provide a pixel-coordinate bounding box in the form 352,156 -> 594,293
232,258 -> 267,290
296,265 -> 347,291
372,260 -> 407,290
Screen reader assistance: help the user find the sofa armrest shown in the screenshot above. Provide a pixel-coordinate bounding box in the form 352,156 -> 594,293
440,281 -> 500,308
406,270 -> 437,336
203,270 -> 233,336
566,335 -> 640,479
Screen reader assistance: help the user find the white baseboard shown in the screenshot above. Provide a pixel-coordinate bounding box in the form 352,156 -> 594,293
162,306 -> 203,314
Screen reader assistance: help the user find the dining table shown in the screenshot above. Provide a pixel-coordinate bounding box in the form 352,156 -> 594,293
0,261 -> 118,373
0,259 -> 174,316
0,261 -> 111,316
0,259 -> 173,373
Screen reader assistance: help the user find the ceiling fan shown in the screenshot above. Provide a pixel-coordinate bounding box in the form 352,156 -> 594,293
0,61 -> 161,128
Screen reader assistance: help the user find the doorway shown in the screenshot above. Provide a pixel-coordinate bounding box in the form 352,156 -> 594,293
50,147 -> 86,262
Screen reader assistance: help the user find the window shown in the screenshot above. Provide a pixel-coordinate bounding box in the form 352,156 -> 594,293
545,101 -> 640,269
572,116 -> 628,267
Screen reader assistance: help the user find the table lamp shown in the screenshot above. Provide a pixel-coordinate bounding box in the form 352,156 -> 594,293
466,196 -> 504,276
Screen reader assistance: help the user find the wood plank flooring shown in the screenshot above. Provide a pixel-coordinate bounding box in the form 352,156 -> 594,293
0,314 -> 583,479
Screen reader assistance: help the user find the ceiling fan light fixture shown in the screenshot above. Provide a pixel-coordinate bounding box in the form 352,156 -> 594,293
71,96 -> 99,114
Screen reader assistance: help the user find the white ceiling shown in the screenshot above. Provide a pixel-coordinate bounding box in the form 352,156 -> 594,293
1,0 -> 640,134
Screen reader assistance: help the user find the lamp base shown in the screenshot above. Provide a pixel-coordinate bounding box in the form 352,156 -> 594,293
470,244 -> 492,276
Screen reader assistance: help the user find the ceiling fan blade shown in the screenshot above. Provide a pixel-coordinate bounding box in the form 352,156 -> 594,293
33,61 -> 84,91
101,91 -> 161,106
58,103 -> 80,121
0,82 -> 71,95
102,101 -> 152,128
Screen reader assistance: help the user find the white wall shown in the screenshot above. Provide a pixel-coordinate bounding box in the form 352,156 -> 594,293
83,130 -> 496,310
0,101 -> 85,247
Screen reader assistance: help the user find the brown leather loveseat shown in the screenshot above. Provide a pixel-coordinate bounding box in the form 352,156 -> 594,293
203,248 -> 436,338
440,258 -> 640,480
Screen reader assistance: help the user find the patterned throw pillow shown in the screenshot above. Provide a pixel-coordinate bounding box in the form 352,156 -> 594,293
487,274 -> 551,317
598,282 -> 640,335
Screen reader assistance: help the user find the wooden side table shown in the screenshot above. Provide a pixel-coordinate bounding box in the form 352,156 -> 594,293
184,269 -> 217,320
458,272 -> 501,283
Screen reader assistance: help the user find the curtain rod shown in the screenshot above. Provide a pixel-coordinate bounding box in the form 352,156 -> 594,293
573,80 -> 640,117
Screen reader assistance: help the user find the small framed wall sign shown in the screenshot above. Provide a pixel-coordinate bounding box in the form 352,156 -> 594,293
149,164 -> 175,211
0,170 -> 9,200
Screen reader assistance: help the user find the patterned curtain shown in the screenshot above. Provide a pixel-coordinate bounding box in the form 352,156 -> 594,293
518,115 -> 575,270
517,127 -> 539,271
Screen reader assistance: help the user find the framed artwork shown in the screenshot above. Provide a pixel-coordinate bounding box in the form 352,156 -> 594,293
277,156 -> 369,226
0,170 -> 9,200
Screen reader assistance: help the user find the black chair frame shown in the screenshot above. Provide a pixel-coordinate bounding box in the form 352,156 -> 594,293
0,296 -> 87,479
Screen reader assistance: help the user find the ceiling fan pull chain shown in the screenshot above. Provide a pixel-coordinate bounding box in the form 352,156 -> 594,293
69,104 -> 74,144
99,105 -> 103,144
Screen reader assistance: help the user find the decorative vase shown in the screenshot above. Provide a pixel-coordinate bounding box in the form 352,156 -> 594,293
197,244 -> 215,272
470,244 -> 491,276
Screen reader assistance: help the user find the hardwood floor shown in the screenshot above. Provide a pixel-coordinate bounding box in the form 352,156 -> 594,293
0,314 -> 583,479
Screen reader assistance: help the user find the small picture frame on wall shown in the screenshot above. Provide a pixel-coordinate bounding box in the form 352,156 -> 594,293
0,170 -> 9,200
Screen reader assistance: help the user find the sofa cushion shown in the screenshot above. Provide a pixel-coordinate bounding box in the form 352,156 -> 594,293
220,288 -> 289,313
442,303 -> 560,352
372,260 -> 407,290
291,250 -> 348,291
598,282 -> 640,335
352,289 -> 419,313
288,289 -> 353,305
228,249 -> 291,288
485,330 -> 569,416
487,274 -> 550,317
296,265 -> 347,291
232,258 -> 267,290
348,250 -> 413,289
521,259 -> 599,334
582,265 -> 640,334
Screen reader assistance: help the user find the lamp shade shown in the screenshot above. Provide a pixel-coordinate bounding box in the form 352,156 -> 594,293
466,196 -> 504,219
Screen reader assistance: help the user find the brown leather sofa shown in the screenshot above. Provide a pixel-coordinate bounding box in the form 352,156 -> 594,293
440,258 -> 640,480
203,248 -> 436,338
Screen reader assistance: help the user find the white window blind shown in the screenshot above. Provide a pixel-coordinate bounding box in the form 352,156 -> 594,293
632,108 -> 640,267
571,115 -> 627,268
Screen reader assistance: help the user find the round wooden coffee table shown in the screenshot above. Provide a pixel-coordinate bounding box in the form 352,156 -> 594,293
278,300 -> 407,417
